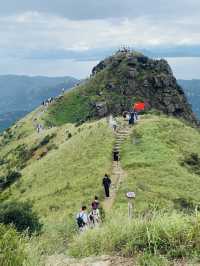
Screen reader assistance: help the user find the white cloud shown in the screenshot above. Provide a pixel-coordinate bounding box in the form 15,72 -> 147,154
0,11 -> 200,57
0,7 -> 200,77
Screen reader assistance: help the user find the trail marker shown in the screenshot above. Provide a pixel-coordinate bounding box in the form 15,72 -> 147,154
126,192 -> 136,218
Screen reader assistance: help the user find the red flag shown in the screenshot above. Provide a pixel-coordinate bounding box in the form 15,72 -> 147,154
133,102 -> 145,111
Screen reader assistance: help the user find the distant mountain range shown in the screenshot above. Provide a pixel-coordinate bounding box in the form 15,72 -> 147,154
0,75 -> 78,132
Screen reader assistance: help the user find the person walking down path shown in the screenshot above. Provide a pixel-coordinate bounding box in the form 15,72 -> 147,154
129,111 -> 135,125
113,150 -> 120,164
89,208 -> 101,228
133,110 -> 138,121
109,115 -> 117,132
76,206 -> 89,232
102,174 -> 111,198
91,196 -> 100,210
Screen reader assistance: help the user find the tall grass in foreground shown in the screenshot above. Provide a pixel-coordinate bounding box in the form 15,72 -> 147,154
69,211 -> 200,260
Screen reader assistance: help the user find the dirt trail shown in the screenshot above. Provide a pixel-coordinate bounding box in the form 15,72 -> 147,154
102,124 -> 131,212
45,255 -> 134,266
45,122 -> 132,266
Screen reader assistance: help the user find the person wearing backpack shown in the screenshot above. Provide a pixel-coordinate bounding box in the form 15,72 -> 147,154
102,174 -> 111,197
76,206 -> 88,232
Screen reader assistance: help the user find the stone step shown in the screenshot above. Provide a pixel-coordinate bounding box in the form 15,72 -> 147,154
117,131 -> 129,134
114,147 -> 121,150
114,143 -> 121,146
115,140 -> 124,144
116,136 -> 127,139
116,134 -> 129,137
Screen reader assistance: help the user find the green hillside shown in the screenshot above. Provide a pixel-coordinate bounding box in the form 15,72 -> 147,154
116,115 -> 200,212
0,111 -> 114,251
69,115 -> 200,264
1,51 -> 200,265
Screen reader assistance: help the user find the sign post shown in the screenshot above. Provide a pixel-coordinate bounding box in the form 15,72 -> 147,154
126,192 -> 136,219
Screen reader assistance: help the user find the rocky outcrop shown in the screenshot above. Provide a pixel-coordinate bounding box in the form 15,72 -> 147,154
90,50 -> 198,125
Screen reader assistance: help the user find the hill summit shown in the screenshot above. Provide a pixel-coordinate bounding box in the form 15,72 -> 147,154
46,50 -> 197,126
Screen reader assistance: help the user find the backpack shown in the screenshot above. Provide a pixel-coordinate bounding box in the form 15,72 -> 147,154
76,213 -> 85,228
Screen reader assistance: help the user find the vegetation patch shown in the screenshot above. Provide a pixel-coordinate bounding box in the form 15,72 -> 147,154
0,171 -> 21,190
182,152 -> 200,175
0,224 -> 28,266
115,116 -> 200,213
173,197 -> 200,213
0,201 -> 42,235
69,212 -> 200,259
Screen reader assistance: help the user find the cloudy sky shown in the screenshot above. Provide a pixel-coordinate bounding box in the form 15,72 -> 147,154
0,0 -> 200,78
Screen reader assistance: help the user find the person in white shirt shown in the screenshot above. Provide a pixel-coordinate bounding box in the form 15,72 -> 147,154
76,206 -> 89,232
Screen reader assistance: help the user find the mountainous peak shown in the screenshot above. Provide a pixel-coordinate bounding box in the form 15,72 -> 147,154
92,50 -> 172,76
90,50 -> 197,124
45,50 -> 198,126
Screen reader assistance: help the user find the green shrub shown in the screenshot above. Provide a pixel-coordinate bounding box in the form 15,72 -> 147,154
182,153 -> 200,175
69,212 -> 200,259
0,171 -> 21,190
0,223 -> 28,266
39,134 -> 56,146
0,201 -> 42,235
173,198 -> 200,213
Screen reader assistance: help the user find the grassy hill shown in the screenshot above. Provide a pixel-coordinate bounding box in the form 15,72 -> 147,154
0,110 -> 114,255
2,111 -> 200,264
116,115 -> 200,212
1,51 -> 200,265
68,115 -> 200,264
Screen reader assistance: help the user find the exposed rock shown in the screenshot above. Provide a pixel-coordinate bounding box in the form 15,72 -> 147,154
95,102 -> 108,117
89,50 -> 198,125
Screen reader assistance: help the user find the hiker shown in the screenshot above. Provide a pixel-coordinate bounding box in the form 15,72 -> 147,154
112,119 -> 117,132
129,111 -> 135,125
102,174 -> 111,198
36,124 -> 40,133
126,112 -> 131,122
133,109 -> 138,121
91,196 -> 100,210
109,115 -> 117,132
89,208 -> 101,227
76,206 -> 89,232
113,150 -> 120,163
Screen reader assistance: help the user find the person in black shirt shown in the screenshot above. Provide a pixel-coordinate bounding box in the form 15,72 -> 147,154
102,174 -> 111,197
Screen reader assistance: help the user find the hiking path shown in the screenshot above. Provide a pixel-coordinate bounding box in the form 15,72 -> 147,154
103,122 -> 131,212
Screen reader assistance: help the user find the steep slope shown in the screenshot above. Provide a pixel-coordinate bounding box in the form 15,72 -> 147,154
44,50 -> 197,127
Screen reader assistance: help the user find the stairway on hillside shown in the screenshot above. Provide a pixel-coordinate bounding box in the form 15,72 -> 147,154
103,124 -> 131,211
